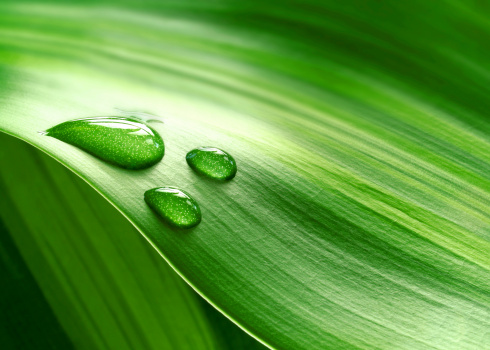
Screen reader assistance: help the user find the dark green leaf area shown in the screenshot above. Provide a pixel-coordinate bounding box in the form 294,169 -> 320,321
45,117 -> 164,170
0,217 -> 74,350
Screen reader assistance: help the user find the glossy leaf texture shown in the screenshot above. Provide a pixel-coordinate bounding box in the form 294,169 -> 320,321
0,1 -> 489,349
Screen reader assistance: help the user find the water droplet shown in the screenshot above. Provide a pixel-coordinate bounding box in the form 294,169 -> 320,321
43,117 -> 164,169
144,187 -> 201,229
186,147 -> 237,180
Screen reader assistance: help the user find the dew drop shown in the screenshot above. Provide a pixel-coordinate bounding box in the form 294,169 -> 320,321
43,117 -> 164,169
186,147 -> 237,180
144,187 -> 201,229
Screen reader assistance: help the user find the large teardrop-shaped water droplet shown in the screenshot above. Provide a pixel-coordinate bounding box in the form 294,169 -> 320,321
43,117 -> 164,169
144,187 -> 202,229
186,147 -> 237,180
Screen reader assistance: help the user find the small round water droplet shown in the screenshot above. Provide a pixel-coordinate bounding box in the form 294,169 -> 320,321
186,147 -> 237,180
43,117 -> 164,169
144,187 -> 201,229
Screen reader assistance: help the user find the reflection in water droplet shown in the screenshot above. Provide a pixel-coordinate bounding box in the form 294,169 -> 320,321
43,117 -> 165,169
144,187 -> 201,229
186,147 -> 237,180
114,108 -> 164,124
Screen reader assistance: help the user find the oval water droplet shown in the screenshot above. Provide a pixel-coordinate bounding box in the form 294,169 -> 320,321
44,117 -> 164,169
186,147 -> 237,180
144,187 -> 201,229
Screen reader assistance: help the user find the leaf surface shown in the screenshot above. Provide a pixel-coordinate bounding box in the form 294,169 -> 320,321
0,1 -> 489,349
0,133 -> 240,349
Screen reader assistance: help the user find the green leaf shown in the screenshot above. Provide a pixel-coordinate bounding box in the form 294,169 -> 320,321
0,133 -> 262,349
1,1 -> 489,349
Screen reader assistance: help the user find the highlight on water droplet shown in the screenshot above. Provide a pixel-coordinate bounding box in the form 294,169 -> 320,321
114,108 -> 164,124
42,116 -> 165,170
186,147 -> 237,180
144,187 -> 201,229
